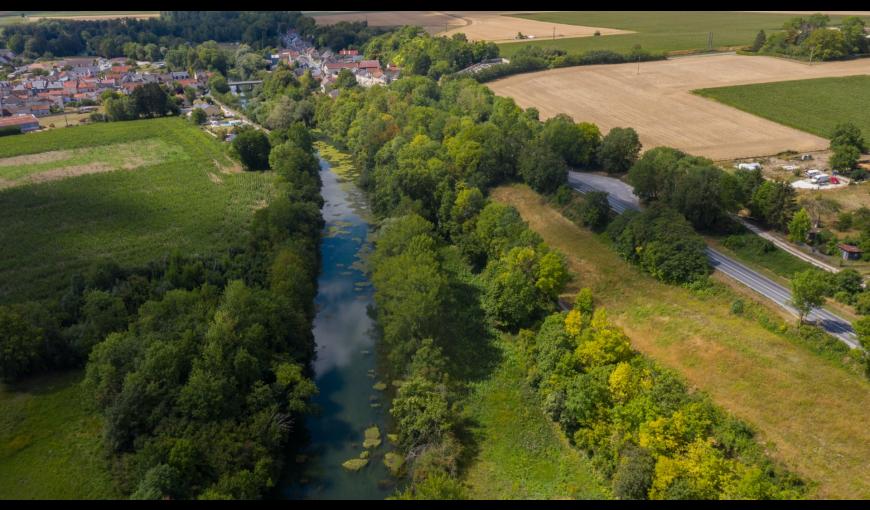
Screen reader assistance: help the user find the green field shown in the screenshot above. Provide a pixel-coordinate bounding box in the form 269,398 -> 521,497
498,11 -> 870,57
694,75 -> 870,142
0,117 -> 275,303
711,233 -> 816,280
0,138 -> 190,183
463,337 -> 608,499
0,370 -> 119,499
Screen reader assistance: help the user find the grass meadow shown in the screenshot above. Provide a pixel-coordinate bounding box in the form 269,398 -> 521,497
498,12 -> 870,57
492,183 -> 870,499
694,75 -> 870,142
462,337 -> 608,499
0,117 -> 275,304
0,370 -> 119,499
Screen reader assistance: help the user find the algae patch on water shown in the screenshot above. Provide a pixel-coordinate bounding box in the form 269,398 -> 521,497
342,458 -> 368,471
372,382 -> 387,391
363,426 -> 382,449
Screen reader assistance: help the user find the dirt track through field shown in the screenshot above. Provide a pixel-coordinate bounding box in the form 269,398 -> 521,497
488,53 -> 870,160
311,11 -> 630,41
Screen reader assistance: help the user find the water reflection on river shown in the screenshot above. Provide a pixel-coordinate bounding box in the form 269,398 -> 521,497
280,156 -> 393,499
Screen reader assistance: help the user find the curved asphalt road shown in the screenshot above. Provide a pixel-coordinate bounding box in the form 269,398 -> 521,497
567,171 -> 860,349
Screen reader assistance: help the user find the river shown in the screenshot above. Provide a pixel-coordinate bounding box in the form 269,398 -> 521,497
280,154 -> 395,499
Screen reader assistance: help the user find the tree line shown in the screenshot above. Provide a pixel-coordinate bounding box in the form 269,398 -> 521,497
471,45 -> 666,83
0,11 -> 392,61
749,14 -> 868,60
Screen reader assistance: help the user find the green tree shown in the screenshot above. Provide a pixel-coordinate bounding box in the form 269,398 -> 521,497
394,472 -> 467,499
830,144 -> 860,172
750,180 -> 797,231
334,68 -> 358,89
579,191 -> 611,231
613,444 -> 656,500
853,317 -> 870,376
539,114 -> 601,168
627,146 -> 685,202
787,208 -> 812,243
209,74 -> 229,94
232,128 -> 271,171
801,27 -> 845,60
190,108 -> 207,125
791,269 -> 830,323
131,82 -> 171,118
830,122 -> 866,152
390,375 -> 452,450
0,305 -> 45,382
518,137 -> 567,194
840,16 -> 868,54
598,127 -> 641,174
750,30 -> 767,52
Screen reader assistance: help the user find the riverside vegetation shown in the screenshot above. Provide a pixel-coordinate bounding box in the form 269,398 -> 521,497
313,66 -> 808,498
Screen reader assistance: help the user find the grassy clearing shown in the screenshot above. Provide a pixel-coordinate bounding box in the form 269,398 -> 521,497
694,75 -> 870,142
462,337 -> 608,500
708,233 -> 815,280
498,11 -> 870,57
0,117 -> 276,303
0,138 -> 189,183
37,111 -> 102,130
0,370 -> 118,499
492,183 -> 870,499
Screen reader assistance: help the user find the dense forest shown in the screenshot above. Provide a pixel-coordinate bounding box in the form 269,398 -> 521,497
0,11 -> 390,60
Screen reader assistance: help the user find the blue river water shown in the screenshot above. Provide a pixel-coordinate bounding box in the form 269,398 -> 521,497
280,156 -> 394,499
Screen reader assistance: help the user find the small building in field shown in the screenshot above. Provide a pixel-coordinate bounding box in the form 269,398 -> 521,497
0,114 -> 40,133
736,162 -> 762,171
837,243 -> 863,261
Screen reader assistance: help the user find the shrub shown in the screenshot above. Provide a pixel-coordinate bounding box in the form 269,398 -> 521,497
232,128 -> 271,171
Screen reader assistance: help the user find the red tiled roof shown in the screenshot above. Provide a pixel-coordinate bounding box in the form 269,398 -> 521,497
838,243 -> 863,253
325,62 -> 358,70
0,114 -> 39,128
359,60 -> 380,69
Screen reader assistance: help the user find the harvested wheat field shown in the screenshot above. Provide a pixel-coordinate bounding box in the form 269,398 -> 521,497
310,11 -> 467,35
311,11 -> 629,41
488,53 -> 870,160
29,12 -> 159,21
439,12 -> 632,43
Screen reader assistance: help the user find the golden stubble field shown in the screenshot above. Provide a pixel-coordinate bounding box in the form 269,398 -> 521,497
488,53 -> 870,161
311,11 -> 630,42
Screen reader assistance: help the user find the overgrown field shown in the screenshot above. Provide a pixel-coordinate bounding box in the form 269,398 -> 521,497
694,75 -> 870,142
0,117 -> 275,303
491,183 -> 870,499
0,370 -> 118,499
463,337 -> 608,499
498,11 -> 870,57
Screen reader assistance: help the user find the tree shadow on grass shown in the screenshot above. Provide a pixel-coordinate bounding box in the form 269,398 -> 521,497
439,279 -> 502,384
